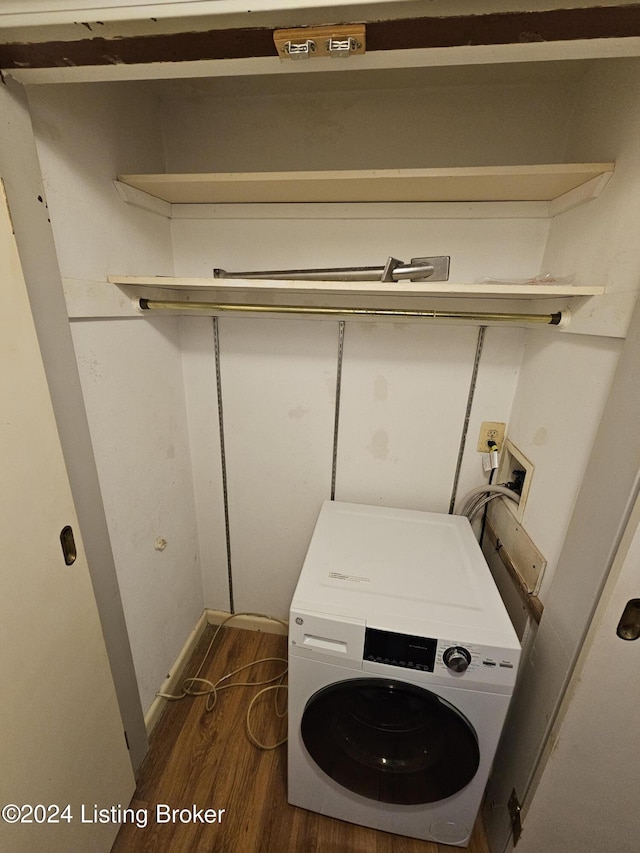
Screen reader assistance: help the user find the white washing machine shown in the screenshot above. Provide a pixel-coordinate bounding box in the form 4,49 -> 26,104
288,500 -> 521,847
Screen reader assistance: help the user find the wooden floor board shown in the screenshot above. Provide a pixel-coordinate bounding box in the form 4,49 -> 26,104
111,626 -> 490,853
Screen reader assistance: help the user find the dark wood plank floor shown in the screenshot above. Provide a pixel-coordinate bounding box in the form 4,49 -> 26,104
111,626 -> 491,853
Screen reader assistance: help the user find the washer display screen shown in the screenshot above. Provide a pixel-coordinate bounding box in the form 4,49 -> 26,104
301,678 -> 480,805
364,627 -> 437,671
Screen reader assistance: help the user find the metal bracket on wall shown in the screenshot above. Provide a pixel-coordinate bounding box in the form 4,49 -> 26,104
213,256 -> 450,283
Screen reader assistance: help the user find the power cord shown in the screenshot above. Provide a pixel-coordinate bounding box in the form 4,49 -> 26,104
479,439 -> 498,545
157,611 -> 289,750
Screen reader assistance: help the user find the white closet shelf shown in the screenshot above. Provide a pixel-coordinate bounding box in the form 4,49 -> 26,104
116,163 -> 614,205
108,275 -> 604,299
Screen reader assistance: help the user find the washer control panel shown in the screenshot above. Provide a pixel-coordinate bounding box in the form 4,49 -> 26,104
363,627 -> 519,687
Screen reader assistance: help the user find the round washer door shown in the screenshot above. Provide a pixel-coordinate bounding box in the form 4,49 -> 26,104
300,678 -> 480,805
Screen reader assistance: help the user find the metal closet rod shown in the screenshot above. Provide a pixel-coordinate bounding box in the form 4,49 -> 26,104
138,298 -> 566,326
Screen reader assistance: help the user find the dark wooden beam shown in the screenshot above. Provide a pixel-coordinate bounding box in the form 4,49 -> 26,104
368,5 -> 640,51
1,6 -> 640,70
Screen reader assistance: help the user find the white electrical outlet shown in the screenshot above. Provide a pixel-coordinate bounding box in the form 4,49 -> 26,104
477,421 -> 506,452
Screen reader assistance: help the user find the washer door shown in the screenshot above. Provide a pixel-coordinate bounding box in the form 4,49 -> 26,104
300,678 -> 480,805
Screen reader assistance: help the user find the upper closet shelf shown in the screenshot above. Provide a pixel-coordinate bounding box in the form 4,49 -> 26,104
116,163 -> 614,208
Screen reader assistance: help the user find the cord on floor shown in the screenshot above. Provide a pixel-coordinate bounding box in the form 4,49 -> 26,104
157,612 -> 288,750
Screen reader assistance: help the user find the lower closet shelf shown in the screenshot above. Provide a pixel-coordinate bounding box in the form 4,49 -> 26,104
107,275 -> 604,300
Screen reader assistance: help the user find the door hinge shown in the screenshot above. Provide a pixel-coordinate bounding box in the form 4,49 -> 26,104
508,788 -> 523,845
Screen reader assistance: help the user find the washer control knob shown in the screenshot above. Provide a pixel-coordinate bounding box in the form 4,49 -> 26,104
443,646 -> 472,673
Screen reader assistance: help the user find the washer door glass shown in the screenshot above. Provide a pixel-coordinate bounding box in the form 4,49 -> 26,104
301,678 -> 480,805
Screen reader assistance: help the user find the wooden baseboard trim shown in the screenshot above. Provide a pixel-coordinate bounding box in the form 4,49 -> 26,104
144,610 -> 209,735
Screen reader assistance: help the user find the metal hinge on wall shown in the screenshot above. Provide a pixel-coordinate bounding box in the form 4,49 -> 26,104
508,788 -> 523,845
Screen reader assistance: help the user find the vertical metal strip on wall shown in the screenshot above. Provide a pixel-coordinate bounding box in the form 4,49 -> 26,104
448,326 -> 487,514
213,317 -> 235,613
331,321 -> 346,501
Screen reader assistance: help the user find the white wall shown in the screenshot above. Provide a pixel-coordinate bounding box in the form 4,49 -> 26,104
505,330 -> 621,597
219,316 -> 337,614
490,59 -> 640,598
158,63 -> 579,172
71,317 -> 203,712
179,310 -> 527,617
171,204 -> 535,619
169,214 -> 550,285
162,63 -> 582,616
26,82 -> 204,714
26,82 -> 174,281
179,317 -> 230,611
541,58 -> 640,337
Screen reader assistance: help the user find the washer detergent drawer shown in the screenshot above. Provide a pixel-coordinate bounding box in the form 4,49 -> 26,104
289,610 -> 365,667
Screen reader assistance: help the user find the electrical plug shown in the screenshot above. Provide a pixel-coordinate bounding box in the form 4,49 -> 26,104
487,440 -> 500,470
